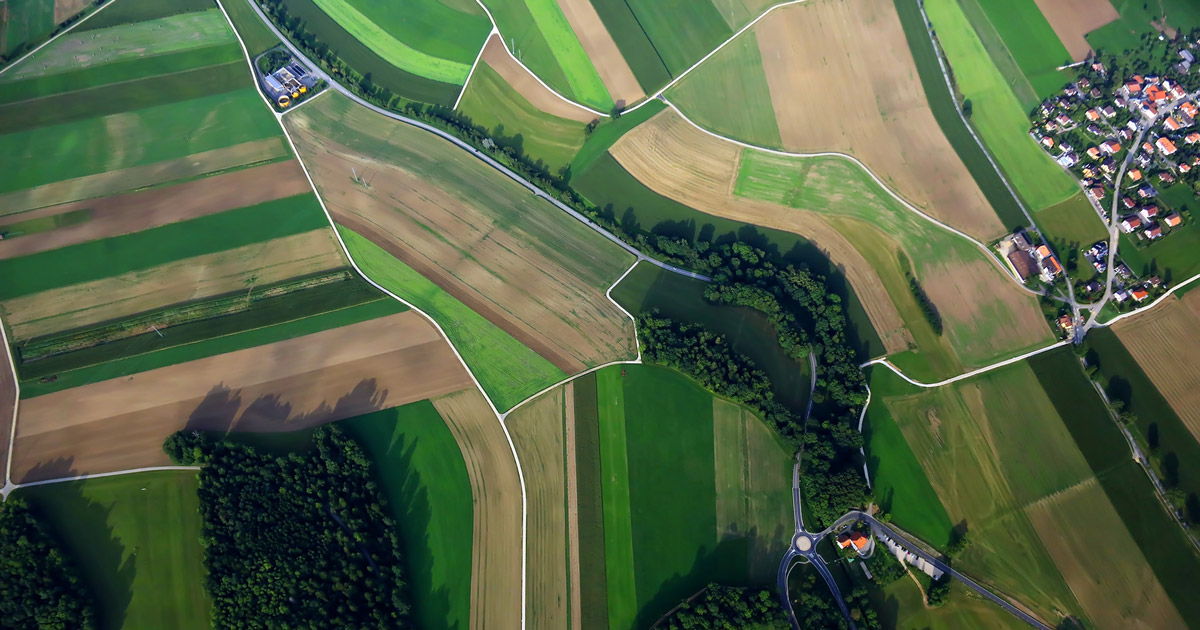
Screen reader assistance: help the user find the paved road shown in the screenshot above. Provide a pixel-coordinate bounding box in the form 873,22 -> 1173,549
242,0 -> 709,283
823,512 -> 1052,630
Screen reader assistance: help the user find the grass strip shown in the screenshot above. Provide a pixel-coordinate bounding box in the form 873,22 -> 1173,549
78,0 -> 216,31
18,294 -> 405,397
221,0 -> 280,56
572,372 -> 612,630
595,367 -> 637,629
0,194 -> 329,300
0,209 -> 90,237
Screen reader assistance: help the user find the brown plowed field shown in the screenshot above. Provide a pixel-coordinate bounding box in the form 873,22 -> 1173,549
433,388 -> 523,630
479,34 -> 598,123
0,137 -> 290,216
0,160 -> 311,260
11,312 -> 471,481
1113,292 -> 1200,443
554,0 -> 643,106
609,109 -> 913,353
1031,0 -> 1118,61
755,0 -> 1006,241
54,0 -> 90,24
3,229 -> 347,341
285,94 -> 637,372
507,385 -> 572,630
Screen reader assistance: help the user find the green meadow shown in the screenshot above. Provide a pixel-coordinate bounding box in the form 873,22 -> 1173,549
624,0 -> 731,76
923,0 -> 1078,212
337,0 -> 488,68
966,0 -> 1070,103
339,401 -> 475,630
572,373 -> 612,630
665,30 -> 781,149
0,0 -> 55,56
221,0 -> 279,56
338,227 -> 567,412
0,87 -> 281,193
457,63 -> 589,171
79,0 -> 216,31
16,471 -> 211,630
569,99 -> 664,177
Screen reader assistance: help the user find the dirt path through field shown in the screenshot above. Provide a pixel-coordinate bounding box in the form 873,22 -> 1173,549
12,312 -> 471,481
755,0 -> 1006,241
0,160 -> 311,259
1031,0 -> 1118,61
554,0 -> 644,106
433,388 -> 524,630
609,109 -> 913,354
478,34 -> 598,123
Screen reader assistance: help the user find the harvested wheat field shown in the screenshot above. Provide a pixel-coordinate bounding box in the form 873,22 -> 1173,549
433,388 -> 523,630
507,384 -> 577,630
1113,293 -> 1200,442
3,229 -> 347,341
0,160 -> 311,260
286,93 -> 636,373
555,0 -> 643,106
610,108 -> 912,354
0,137 -> 291,216
11,311 -> 471,481
54,0 -> 90,24
478,34 -> 598,123
1031,0 -> 1118,61
754,0 -> 1006,241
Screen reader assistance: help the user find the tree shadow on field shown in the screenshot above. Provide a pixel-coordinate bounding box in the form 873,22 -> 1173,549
17,457 -> 136,630
183,379 -> 391,437
636,539 -> 750,630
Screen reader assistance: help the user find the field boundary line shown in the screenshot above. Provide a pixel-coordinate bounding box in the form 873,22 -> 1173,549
500,258 -> 644,421
10,466 -> 203,493
1,315 -> 20,501
862,340 -> 1068,388
0,0 -> 119,78
218,3 -> 529,627
661,99 -> 1037,292
465,0 -> 607,118
452,27 -> 498,110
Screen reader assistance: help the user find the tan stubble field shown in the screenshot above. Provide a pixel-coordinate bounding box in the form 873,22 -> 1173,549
1113,291 -> 1200,443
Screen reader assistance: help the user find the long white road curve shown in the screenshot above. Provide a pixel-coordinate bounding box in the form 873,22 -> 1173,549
862,340 -> 1069,388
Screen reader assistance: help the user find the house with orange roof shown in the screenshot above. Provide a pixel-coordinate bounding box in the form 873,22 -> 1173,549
1126,80 -> 1143,93
1042,136 -> 1055,149
1128,168 -> 1143,181
1146,224 -> 1163,239
1143,141 -> 1156,153
1058,314 -> 1074,335
1171,84 -> 1187,100
1146,84 -> 1169,103
1157,137 -> 1178,155
1165,213 -> 1183,227
1101,139 -> 1122,154
1120,216 -> 1143,232
1086,108 -> 1100,121
837,531 -> 870,553
1132,287 -> 1150,301
1165,116 -> 1182,131
1183,101 -> 1199,117
1182,163 -> 1192,174
1087,146 -> 1102,159
1187,132 -> 1200,144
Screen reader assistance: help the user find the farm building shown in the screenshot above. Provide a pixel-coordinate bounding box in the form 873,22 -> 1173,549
1007,250 -> 1038,282
261,60 -> 318,106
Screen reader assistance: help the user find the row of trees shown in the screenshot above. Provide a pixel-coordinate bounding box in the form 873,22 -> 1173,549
164,427 -> 412,628
656,584 -> 788,629
0,499 -> 97,629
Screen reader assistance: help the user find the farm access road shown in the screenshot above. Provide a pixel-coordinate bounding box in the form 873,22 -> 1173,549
243,0 -> 708,284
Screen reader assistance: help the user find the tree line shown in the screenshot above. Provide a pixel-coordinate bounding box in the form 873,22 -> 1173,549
164,426 -> 411,628
0,498 -> 97,630
656,584 -> 788,629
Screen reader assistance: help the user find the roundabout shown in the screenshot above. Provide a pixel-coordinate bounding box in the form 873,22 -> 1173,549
793,534 -> 813,553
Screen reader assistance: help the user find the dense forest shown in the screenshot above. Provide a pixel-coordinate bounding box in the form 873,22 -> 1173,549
0,498 -> 97,630
164,427 -> 410,628
658,584 -> 788,629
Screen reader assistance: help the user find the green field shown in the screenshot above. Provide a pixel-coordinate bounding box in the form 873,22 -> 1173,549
339,401 -> 475,630
0,195 -> 327,300
1087,0 -> 1200,55
572,373 -> 612,630
1036,193 -> 1107,251
623,0 -> 731,76
457,63 -> 589,171
479,0 -> 612,109
78,0 -> 216,31
0,0 -> 55,56
963,0 -> 1070,104
891,0 -> 1026,229
862,368 -> 954,547
16,471 -> 211,630
310,0 -> 476,83
611,261 -> 811,412
221,0 -> 279,56
4,9 -> 235,80
569,99 -> 664,177
585,0 -> 671,92
338,227 -> 566,412
1085,328 -> 1200,524
572,153 -> 884,358
339,0 -> 487,66
0,87 -> 281,193
278,0 -> 462,105
591,364 -> 792,629
665,30 -> 781,149
923,0 -> 1078,212
873,572 -> 1027,630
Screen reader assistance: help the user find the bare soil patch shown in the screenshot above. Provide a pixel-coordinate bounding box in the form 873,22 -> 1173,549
1032,0 -> 1119,61
11,312 -> 471,481
53,0 -> 90,24
610,109 -> 912,353
478,33 -> 598,123
554,0 -> 644,106
0,137 -> 290,216
2,229 -> 347,341
1113,293 -> 1200,443
0,160 -> 311,260
507,385 -> 572,630
285,97 -> 636,372
433,388 -> 523,630
755,0 -> 1006,241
